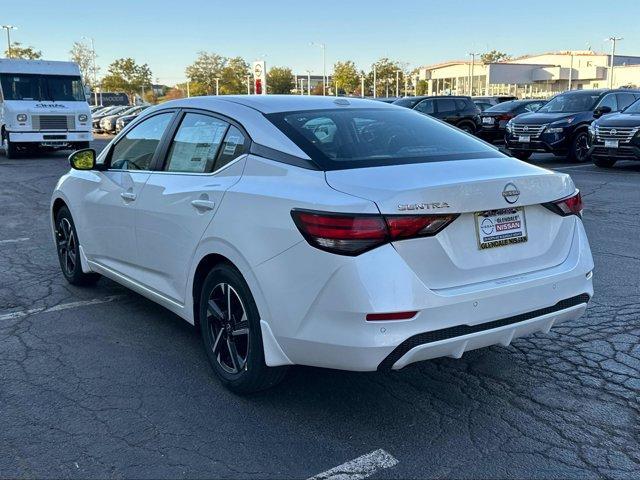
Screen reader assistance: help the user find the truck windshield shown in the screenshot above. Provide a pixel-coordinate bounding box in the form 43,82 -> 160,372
537,92 -> 601,114
0,74 -> 85,101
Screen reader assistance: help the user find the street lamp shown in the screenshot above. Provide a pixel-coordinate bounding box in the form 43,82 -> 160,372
306,70 -> 312,96
468,52 -> 480,95
214,77 -> 220,95
373,63 -> 377,98
246,75 -> 251,95
606,36 -> 623,88
395,69 -> 401,97
81,36 -> 98,105
310,42 -> 326,95
2,25 -> 17,58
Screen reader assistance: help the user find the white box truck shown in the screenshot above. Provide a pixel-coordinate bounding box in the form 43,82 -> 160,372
0,59 -> 93,158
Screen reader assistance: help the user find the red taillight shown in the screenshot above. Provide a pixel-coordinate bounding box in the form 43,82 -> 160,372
496,113 -> 515,122
544,190 -> 583,217
291,210 -> 458,255
366,311 -> 418,321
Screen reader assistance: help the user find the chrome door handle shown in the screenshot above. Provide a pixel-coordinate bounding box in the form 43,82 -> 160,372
191,199 -> 216,211
121,191 -> 137,201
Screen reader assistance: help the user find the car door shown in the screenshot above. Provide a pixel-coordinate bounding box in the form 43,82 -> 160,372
435,98 -> 459,124
133,110 -> 250,304
80,110 -> 176,278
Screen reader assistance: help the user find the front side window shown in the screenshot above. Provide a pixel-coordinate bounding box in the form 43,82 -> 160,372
617,93 -> 637,111
414,99 -> 434,114
266,107 -> 502,170
596,94 -> 618,111
109,112 -> 173,170
165,113 -> 229,173
623,99 -> 640,114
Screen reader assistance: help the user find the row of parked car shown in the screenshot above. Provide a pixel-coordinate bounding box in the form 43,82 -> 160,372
388,89 -> 640,167
89,104 -> 150,134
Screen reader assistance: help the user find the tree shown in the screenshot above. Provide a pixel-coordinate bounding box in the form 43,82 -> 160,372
267,66 -> 294,94
69,41 -> 97,86
368,58 -> 406,97
333,61 -> 359,95
163,87 -> 185,101
415,79 -> 428,96
101,58 -> 152,104
481,50 -> 511,64
185,52 -> 225,95
220,57 -> 249,95
5,42 -> 42,59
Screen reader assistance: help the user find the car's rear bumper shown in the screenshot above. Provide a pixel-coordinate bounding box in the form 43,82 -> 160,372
8,131 -> 93,143
255,219 -> 594,371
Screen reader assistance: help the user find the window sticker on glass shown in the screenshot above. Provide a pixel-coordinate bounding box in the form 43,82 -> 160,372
222,135 -> 242,156
166,114 -> 228,173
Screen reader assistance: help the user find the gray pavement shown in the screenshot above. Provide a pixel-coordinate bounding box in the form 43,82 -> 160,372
0,140 -> 638,479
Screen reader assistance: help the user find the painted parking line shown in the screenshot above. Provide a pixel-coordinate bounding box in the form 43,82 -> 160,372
307,449 -> 398,480
0,295 -> 124,322
0,237 -> 30,245
552,164 -> 596,171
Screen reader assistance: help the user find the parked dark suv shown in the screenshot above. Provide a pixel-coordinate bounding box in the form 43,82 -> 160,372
478,99 -> 546,143
393,96 -> 481,133
588,97 -> 640,168
505,89 -> 640,161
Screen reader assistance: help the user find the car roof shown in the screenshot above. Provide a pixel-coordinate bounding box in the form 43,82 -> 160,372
162,95 -> 397,114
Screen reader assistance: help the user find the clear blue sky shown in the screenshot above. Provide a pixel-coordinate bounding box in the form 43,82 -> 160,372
3,0 -> 639,85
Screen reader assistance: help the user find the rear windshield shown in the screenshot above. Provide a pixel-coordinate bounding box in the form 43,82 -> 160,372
485,101 -> 520,113
265,108 -> 502,170
392,97 -> 422,108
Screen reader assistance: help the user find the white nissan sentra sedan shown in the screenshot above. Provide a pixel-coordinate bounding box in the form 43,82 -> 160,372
51,96 -> 594,392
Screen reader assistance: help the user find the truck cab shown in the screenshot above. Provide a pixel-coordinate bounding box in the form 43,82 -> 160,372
0,59 -> 93,158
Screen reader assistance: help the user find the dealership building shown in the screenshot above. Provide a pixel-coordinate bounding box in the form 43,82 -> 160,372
418,50 -> 640,98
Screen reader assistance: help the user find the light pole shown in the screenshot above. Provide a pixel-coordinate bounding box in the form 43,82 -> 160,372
81,36 -> 98,105
360,75 -> 365,98
468,52 -> 480,95
395,70 -> 401,97
246,75 -> 251,95
2,25 -> 17,58
373,64 -> 377,98
214,77 -> 220,95
306,70 -> 312,96
310,42 -> 326,95
606,36 -> 623,88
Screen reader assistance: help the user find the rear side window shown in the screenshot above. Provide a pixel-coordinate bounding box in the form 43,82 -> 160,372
214,126 -> 247,171
265,108 -> 502,170
436,98 -> 457,113
165,113 -> 229,173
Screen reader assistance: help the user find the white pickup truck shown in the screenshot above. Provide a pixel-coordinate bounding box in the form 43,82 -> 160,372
0,59 -> 93,158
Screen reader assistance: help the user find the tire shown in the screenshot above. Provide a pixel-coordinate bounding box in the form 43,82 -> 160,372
511,150 -> 532,160
593,157 -> 617,168
199,263 -> 288,393
568,131 -> 590,163
457,122 -> 475,134
54,206 -> 101,286
4,135 -> 18,159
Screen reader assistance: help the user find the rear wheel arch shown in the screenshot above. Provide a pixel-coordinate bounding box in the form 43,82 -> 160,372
192,253 -> 237,328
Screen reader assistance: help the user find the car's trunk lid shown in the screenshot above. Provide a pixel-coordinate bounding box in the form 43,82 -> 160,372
325,157 -> 577,290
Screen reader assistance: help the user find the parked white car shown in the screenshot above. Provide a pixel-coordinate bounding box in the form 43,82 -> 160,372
51,96 -> 594,392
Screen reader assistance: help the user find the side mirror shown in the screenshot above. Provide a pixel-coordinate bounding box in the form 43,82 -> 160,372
594,105 -> 612,118
69,148 -> 96,170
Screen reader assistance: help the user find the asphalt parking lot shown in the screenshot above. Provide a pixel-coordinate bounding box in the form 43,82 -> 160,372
1,138 -> 639,479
